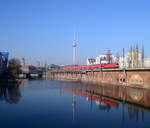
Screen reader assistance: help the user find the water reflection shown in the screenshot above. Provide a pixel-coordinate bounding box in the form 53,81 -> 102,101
67,89 -> 117,113
0,80 -> 150,127
128,105 -> 145,122
0,84 -> 21,104
96,101 -> 111,111
64,85 -> 150,123
83,84 -> 150,108
0,79 -> 29,104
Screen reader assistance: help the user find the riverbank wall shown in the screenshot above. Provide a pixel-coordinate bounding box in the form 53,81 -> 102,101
46,68 -> 150,89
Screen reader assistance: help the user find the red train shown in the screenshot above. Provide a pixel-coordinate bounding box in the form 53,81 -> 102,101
60,63 -> 119,71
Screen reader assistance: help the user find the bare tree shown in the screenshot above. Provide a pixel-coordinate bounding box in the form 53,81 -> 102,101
8,58 -> 21,78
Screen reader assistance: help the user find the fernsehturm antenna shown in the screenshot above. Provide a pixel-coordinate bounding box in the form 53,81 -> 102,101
72,32 -> 77,65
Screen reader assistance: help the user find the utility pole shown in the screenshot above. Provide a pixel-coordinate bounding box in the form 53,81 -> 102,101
123,48 -> 125,68
133,45 -> 136,68
136,44 -> 139,68
130,45 -> 133,68
44,61 -> 47,74
72,32 -> 77,65
142,45 -> 145,68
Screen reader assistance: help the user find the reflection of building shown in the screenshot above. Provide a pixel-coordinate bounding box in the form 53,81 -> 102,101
96,101 -> 111,111
128,105 -> 145,122
20,79 -> 29,85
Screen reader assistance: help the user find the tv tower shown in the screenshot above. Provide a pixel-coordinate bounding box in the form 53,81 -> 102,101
72,32 -> 77,65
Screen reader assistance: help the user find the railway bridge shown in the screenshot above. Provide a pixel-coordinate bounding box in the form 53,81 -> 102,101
46,68 -> 150,89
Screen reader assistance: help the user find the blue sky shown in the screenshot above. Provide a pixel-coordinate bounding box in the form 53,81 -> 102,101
0,0 -> 150,65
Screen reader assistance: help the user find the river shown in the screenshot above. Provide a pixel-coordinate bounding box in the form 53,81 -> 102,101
0,80 -> 150,128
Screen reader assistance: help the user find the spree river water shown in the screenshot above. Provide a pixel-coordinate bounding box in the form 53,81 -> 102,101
0,80 -> 150,128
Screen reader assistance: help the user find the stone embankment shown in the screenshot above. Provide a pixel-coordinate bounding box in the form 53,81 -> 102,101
46,68 -> 150,89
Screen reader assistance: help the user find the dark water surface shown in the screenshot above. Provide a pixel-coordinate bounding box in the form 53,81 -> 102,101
0,80 -> 150,128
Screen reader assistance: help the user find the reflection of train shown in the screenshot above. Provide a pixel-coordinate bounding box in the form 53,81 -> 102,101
65,89 -> 118,107
60,63 -> 119,71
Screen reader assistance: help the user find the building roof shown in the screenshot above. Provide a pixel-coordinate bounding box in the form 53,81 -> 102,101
21,66 -> 29,69
102,53 -> 112,56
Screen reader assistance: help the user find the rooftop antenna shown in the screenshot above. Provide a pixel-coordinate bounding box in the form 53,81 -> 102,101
72,32 -> 77,65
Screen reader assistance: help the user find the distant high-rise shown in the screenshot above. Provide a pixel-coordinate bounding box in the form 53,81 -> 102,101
22,58 -> 25,66
72,32 -> 77,65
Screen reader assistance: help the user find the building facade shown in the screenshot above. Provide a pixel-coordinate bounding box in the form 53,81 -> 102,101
87,53 -> 116,65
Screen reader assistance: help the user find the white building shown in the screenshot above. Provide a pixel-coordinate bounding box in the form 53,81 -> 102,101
86,58 -> 96,65
119,52 -> 141,68
87,53 -> 116,65
87,50 -> 150,68
144,58 -> 150,67
119,51 -> 150,68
